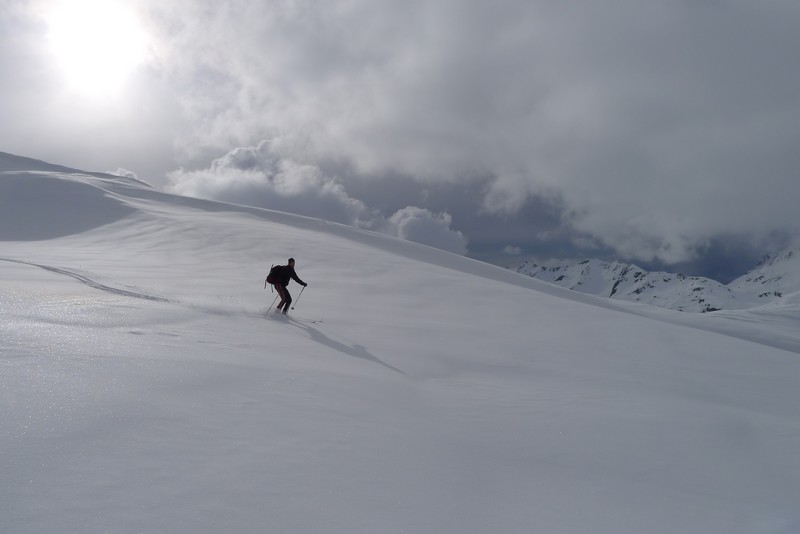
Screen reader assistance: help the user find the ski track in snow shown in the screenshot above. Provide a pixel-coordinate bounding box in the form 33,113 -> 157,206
0,257 -> 172,303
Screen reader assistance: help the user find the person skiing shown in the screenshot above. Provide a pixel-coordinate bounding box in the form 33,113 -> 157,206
266,258 -> 308,315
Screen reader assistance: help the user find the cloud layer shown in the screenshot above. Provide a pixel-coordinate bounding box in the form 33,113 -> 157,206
153,0 -> 800,264
4,0 -> 800,275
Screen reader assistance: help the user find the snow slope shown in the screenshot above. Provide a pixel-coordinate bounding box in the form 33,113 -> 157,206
2,152 -> 800,534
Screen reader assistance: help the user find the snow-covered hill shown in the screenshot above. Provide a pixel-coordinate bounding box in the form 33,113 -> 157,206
3,151 -> 800,534
515,253 -> 800,313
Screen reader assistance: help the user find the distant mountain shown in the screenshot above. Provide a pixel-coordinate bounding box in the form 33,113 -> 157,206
728,248 -> 800,301
515,249 -> 800,312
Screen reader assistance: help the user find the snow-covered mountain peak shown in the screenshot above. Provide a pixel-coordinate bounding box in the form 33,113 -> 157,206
515,250 -> 800,313
729,247 -> 800,299
517,258 -> 739,312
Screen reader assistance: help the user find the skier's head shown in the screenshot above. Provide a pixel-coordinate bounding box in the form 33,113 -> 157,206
288,258 -> 295,266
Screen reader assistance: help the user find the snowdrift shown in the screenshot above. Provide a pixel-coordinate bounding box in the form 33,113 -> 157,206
2,152 -> 800,534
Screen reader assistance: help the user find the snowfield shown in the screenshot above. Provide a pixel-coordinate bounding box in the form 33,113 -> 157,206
2,152 -> 800,533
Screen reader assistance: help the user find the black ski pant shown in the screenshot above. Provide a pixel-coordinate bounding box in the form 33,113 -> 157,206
275,284 -> 291,312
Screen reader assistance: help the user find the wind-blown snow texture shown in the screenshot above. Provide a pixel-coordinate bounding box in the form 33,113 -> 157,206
2,151 -> 800,534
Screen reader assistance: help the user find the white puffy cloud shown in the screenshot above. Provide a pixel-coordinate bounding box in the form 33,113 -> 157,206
108,168 -> 138,179
168,140 -> 371,226
384,207 -> 467,255
168,141 -> 467,254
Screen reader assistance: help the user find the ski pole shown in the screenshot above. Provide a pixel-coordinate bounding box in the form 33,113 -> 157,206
266,294 -> 279,315
291,286 -> 306,309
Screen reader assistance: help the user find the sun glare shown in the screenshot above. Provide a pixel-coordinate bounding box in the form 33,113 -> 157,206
45,0 -> 149,98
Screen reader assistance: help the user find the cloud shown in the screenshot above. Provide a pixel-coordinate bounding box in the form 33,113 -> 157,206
4,0 -> 800,273
168,140 -> 372,226
147,0 -> 800,266
384,207 -> 467,255
108,168 -> 138,179
168,140 -> 467,253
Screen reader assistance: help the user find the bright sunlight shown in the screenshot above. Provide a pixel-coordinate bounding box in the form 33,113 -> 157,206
45,0 -> 149,98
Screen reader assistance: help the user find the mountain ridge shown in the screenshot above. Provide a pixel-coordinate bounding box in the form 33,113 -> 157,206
515,251 -> 800,313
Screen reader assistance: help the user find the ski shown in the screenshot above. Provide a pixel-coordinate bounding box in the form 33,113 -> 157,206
264,310 -> 323,324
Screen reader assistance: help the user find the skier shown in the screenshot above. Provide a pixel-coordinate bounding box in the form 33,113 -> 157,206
266,258 -> 308,315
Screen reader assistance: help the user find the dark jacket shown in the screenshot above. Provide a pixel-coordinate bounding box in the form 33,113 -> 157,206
270,264 -> 306,287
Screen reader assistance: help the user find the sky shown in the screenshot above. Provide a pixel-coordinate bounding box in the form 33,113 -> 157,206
2,0 -> 799,282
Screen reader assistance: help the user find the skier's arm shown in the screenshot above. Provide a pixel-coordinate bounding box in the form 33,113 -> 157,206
290,268 -> 307,286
